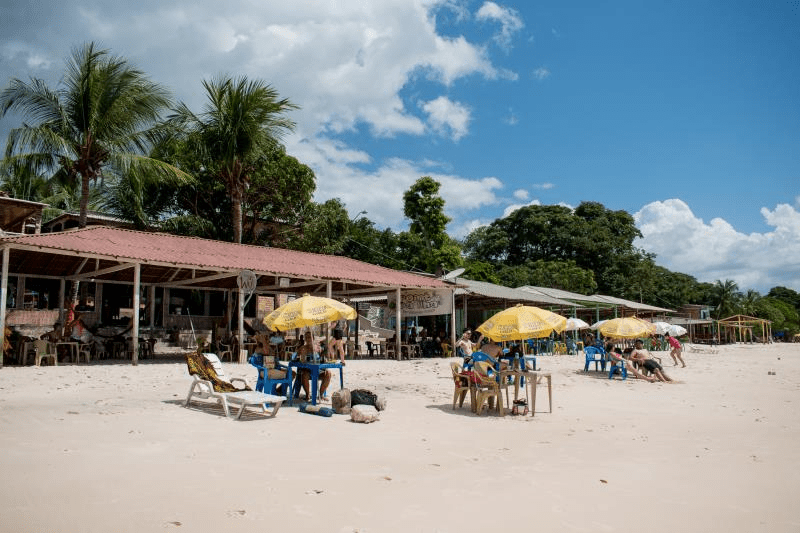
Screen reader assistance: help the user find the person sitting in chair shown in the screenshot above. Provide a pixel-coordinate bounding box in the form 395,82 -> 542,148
252,341 -> 293,395
604,342 -> 656,382
297,330 -> 332,401
630,340 -> 673,382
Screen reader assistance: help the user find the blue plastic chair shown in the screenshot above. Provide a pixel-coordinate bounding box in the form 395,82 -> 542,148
467,351 -> 500,375
583,345 -> 606,372
608,359 -> 627,380
249,354 -> 293,398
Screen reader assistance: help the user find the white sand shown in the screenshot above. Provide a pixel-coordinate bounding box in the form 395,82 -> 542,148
1,343 -> 799,533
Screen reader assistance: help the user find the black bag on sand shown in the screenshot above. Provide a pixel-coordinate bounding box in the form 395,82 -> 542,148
350,389 -> 378,407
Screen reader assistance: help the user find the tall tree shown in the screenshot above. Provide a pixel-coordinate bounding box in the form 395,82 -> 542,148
168,76 -> 298,243
0,42 -> 187,227
712,279 -> 741,319
402,176 -> 461,273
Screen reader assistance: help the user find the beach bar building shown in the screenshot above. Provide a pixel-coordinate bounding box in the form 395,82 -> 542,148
0,226 -> 456,366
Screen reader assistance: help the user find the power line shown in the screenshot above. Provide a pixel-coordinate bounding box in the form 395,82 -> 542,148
345,236 -> 427,274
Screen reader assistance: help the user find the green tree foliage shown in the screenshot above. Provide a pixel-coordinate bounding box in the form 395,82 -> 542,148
402,176 -> 462,273
462,260 -> 501,284
495,259 -> 596,294
463,202 -> 640,293
167,76 -> 297,243
756,297 -> 799,335
712,279 -> 742,319
0,42 -> 188,227
342,217 -> 406,270
285,198 -> 350,255
767,286 -> 800,313
243,144 -> 315,245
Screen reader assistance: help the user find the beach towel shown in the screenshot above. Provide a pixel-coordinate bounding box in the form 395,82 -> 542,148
185,352 -> 250,393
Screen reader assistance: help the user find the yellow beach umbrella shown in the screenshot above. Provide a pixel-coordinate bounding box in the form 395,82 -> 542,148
477,304 -> 567,342
263,293 -> 356,332
597,317 -> 657,339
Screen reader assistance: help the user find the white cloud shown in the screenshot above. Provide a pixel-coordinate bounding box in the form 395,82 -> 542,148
9,1 -> 504,142
0,42 -> 54,70
634,199 -> 800,293
532,182 -> 555,190
513,189 -> 528,200
475,1 -> 524,51
0,0 -> 520,241
503,199 -> 541,218
533,67 -> 550,80
421,96 -> 471,141
287,132 -> 504,233
452,217 -> 491,239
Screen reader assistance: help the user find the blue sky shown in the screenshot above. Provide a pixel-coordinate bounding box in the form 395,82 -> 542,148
1,1 -> 798,293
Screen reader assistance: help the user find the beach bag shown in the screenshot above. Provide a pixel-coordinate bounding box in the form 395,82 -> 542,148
351,404 -> 380,423
350,389 -> 378,407
332,389 -> 351,414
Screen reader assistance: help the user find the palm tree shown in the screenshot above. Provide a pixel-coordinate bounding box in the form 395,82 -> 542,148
168,76 -> 298,243
712,279 -> 741,319
0,42 -> 189,227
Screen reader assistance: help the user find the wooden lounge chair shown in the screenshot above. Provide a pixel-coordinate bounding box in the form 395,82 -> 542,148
185,352 -> 285,419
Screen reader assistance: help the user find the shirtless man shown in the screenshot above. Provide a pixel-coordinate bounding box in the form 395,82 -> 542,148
455,329 -> 475,358
605,342 -> 656,382
631,340 -> 673,382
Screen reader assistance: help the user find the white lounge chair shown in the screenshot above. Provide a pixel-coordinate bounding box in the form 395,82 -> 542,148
185,353 -> 286,419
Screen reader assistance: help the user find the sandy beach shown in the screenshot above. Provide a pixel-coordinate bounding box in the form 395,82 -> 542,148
1,342 -> 798,533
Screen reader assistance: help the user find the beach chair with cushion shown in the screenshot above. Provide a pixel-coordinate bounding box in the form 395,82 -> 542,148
583,345 -> 606,372
185,352 -> 285,419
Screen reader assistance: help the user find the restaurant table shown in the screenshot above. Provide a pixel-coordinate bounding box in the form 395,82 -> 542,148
287,360 -> 344,406
498,369 -> 552,416
56,341 -> 79,363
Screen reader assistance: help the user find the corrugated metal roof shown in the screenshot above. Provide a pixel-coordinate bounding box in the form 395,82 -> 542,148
519,285 -> 673,313
588,295 -> 673,313
454,278 -> 580,307
0,226 -> 450,291
519,286 -> 599,302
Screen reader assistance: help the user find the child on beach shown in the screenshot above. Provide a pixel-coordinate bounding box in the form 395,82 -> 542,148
665,333 -> 686,367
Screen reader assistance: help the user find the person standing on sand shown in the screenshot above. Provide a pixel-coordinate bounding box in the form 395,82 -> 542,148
328,320 -> 346,366
665,333 -> 686,367
456,329 -> 475,358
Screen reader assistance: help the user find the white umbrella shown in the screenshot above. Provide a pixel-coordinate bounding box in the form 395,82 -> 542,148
653,321 -> 673,335
668,325 -> 687,336
565,317 -> 590,331
589,320 -> 607,330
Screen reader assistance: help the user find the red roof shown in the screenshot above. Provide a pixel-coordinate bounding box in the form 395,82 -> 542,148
1,226 -> 449,291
